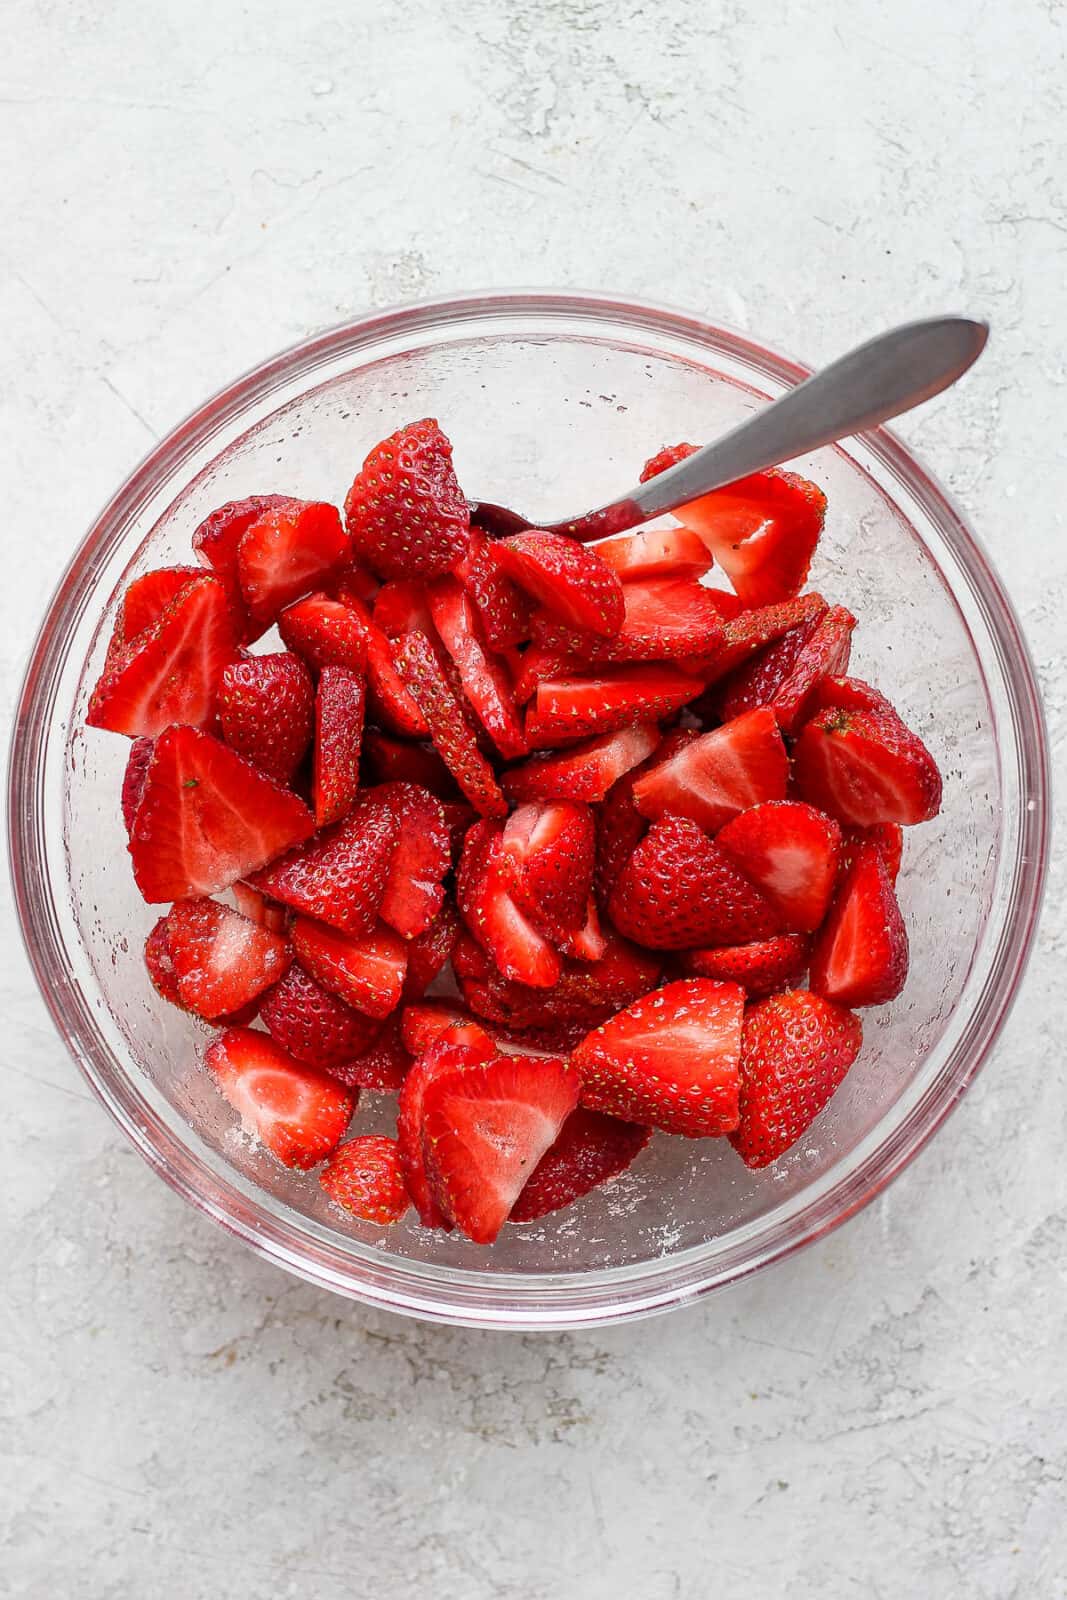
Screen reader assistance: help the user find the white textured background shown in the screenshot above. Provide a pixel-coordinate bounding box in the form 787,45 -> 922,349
3,2 -> 1065,1596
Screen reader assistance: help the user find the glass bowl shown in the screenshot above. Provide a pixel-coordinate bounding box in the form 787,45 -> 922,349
8,291 -> 1049,1329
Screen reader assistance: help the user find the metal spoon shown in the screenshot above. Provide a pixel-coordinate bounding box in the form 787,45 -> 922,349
468,315 -> 988,543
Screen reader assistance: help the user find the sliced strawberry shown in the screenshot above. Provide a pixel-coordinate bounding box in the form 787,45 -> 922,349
129,727 -> 315,903
237,500 -> 349,626
369,781 -> 450,939
700,592 -> 828,684
808,674 -> 898,719
639,442 -> 699,481
344,417 -> 471,580
793,706 -> 942,826
217,651 -> 314,784
456,821 -> 563,989
372,579 -> 436,638
609,814 -> 780,950
278,592 -> 368,673
682,934 -> 811,997
144,918 -> 183,1007
459,933 -> 660,1044
402,901 -> 459,999
332,566 -> 381,607
440,800 -> 478,861
260,962 -> 383,1070
247,795 -> 399,936
426,576 -> 528,759
455,530 -> 532,649
558,896 -> 607,963
161,897 -> 291,1021
592,729 -> 694,911
574,978 -> 744,1137
770,604 -> 856,733
500,801 -> 595,939
715,800 -> 842,933
361,730 -> 460,799
397,1027 -> 500,1227
674,469 -> 826,606
532,577 -> 726,666
88,574 -> 241,738
113,565 -> 206,646
333,1014 -> 413,1092
192,495 -> 292,580
422,1055 -> 579,1243
509,1108 -> 650,1222
231,882 -> 289,935
840,822 -> 903,884
809,840 -> 908,1008
502,723 -> 661,805
392,630 -> 507,817
400,1003 -> 490,1057
526,666 -> 705,746
632,707 -> 788,833
511,641 -> 583,706
718,604 -> 828,721
205,1026 -> 354,1169
592,524 -> 713,583
321,1135 -> 410,1222
292,916 -> 407,1019
121,736 -> 154,836
730,990 -> 863,1168
312,665 -> 365,827
491,530 -> 624,639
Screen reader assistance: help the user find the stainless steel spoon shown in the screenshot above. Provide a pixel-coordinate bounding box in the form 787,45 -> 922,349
468,315 -> 988,543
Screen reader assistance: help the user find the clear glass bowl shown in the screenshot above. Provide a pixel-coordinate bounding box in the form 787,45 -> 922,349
8,292 -> 1049,1329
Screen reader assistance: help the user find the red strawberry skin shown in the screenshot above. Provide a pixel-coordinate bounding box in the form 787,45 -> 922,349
675,469 -> 826,607
205,1026 -> 354,1170
129,727 -> 315,903
428,576 -> 528,760
192,495 -> 292,580
361,731 -> 460,799
771,604 -> 856,734
121,737 -> 154,836
609,815 -> 780,950
344,418 -> 471,579
574,978 -> 744,1137
112,565 -> 207,649
841,822 -> 903,884
808,674 -> 897,720
532,576 -> 726,664
237,500 -> 350,625
88,573 -> 241,738
502,724 -> 661,805
334,1015 -> 413,1092
320,1135 -> 410,1223
809,840 -> 909,1008
527,666 -> 705,747
793,707 -> 942,826
456,821 -> 562,989
247,797 -> 399,936
639,442 -> 699,481
393,630 -> 507,818
455,530 -> 532,649
218,652 -> 314,784
144,918 -> 183,1007
715,800 -> 842,934
312,665 -> 365,827
632,707 -> 789,833
493,531 -> 625,637
369,781 -> 450,940
260,962 -> 383,1070
397,1029 -> 500,1227
682,934 -> 811,997
421,1055 -> 580,1243
162,897 -> 292,1021
292,916 -> 407,1019
278,593 -> 368,674
509,1108 -> 651,1222
730,990 -> 863,1168
718,605 -> 827,721
500,800 -> 595,940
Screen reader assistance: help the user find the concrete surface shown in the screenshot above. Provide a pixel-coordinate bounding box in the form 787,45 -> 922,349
2,1 -> 1065,1596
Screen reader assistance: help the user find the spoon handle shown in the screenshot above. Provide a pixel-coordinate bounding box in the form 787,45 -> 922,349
553,316 -> 988,539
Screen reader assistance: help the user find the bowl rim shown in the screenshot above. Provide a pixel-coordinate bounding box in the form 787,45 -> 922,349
8,288 -> 1050,1329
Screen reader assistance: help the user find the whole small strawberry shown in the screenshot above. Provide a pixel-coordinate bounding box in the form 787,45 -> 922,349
218,652 -> 314,785
344,418 -> 471,579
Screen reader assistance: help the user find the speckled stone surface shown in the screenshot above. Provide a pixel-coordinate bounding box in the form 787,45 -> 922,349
3,2 -> 1065,1595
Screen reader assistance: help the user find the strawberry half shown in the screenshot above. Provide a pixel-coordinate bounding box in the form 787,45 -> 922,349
500,800 -> 595,940
793,707 -> 942,826
673,468 -> 826,606
592,729 -> 694,911
770,604 -> 856,733
361,730 -> 460,799
344,417 -> 471,579
511,640 -> 579,705
456,821 -> 563,989
110,565 -> 207,651
397,1027 -> 500,1227
509,1107 -> 650,1222
809,839 -> 909,1007
532,576 -> 726,666
88,573 -> 241,738
369,781 -> 450,939
320,1136 -> 410,1223
292,916 -> 407,1019
609,814 -> 780,950
700,592 -> 828,684
592,524 -> 713,583
393,630 -> 507,817
716,800 -> 842,933
205,1026 -> 354,1170
526,666 -> 705,746
278,592 -> 368,673
192,495 -> 293,580
247,795 -> 399,936
217,651 -> 314,784
422,1054 -> 580,1243
730,990 -> 863,1168
574,978 -> 744,1137
632,707 -> 789,833
260,962 -> 383,1071
455,530 -> 532,649
237,499 -> 349,625
160,897 -> 291,1021
718,603 -> 827,721
402,901 -> 459,998
121,736 -> 154,836
502,724 -> 661,805
129,726 -> 315,902
428,575 -> 528,759
682,933 -> 811,997
493,531 -> 624,637
312,665 -> 365,827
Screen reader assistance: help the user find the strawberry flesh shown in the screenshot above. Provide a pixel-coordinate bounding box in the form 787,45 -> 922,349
161,897 -> 291,1021
509,1107 -> 650,1222
456,821 -> 563,989
502,723 -> 661,805
716,800 -> 842,933
527,666 -> 705,745
632,707 -> 789,833
793,707 -> 942,826
455,530 -> 532,649
397,1028 -> 500,1227
674,468 -> 826,606
532,576 -> 726,664
292,915 -> 407,1019
312,665 -> 365,827
809,839 -> 909,1007
493,531 -> 624,637
205,1026 -> 354,1170
369,781 -> 450,940
238,500 -> 350,625
428,575 -> 529,759
500,800 -> 595,940
592,524 -> 713,583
